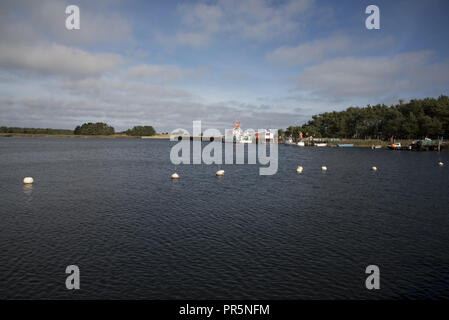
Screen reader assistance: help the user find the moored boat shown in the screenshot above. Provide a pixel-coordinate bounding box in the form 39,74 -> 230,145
297,141 -> 305,147
238,135 -> 252,143
387,142 -> 401,150
337,144 -> 354,147
411,138 -> 439,151
284,137 -> 295,145
314,143 -> 327,147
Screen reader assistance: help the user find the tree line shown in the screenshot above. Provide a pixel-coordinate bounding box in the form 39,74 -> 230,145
74,122 -> 115,135
1,123 -> 157,136
74,123 -> 156,136
0,127 -> 73,135
280,95 -> 449,140
124,126 -> 156,136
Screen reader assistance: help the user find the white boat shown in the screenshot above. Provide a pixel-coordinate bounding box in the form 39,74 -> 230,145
297,141 -> 305,147
237,135 -> 252,143
233,127 -> 253,143
315,143 -> 327,147
387,142 -> 401,150
284,138 -> 295,145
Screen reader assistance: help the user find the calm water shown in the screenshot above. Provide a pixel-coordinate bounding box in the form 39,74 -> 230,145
0,137 -> 448,299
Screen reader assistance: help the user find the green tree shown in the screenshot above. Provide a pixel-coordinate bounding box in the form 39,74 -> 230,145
74,122 -> 115,135
277,128 -> 285,138
283,95 -> 449,140
401,112 -> 419,139
0,126 -> 73,135
125,126 -> 156,136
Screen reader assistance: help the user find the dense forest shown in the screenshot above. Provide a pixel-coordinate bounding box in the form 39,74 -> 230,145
74,122 -> 115,135
281,95 -> 449,140
125,126 -> 156,136
0,127 -> 73,135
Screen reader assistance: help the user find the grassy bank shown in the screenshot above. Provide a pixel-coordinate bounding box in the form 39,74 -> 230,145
141,134 -> 170,139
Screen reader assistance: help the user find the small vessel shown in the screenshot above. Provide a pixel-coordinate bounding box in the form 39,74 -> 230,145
297,141 -> 305,147
387,142 -> 401,150
371,145 -> 382,149
284,137 -> 295,145
237,135 -> 252,143
315,143 -> 327,147
337,144 -> 353,147
411,139 -> 439,151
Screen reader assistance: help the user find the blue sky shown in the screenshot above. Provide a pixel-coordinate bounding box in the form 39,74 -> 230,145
1,0 -> 449,132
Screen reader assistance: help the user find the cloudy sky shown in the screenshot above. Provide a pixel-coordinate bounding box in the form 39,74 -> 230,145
1,0 -> 449,132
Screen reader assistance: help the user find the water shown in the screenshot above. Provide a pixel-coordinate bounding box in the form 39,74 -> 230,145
1,137 -> 448,299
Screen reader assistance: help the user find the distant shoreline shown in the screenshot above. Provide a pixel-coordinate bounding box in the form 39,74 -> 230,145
320,139 -> 409,147
1,134 -> 446,150
0,133 -> 170,139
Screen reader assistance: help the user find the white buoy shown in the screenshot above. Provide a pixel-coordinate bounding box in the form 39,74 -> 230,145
296,166 -> 303,173
438,162 -> 444,166
216,169 -> 225,176
171,172 -> 179,179
372,166 -> 377,171
321,166 -> 327,171
23,177 -> 34,184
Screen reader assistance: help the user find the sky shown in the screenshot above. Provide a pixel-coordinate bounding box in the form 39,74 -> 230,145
1,0 -> 449,132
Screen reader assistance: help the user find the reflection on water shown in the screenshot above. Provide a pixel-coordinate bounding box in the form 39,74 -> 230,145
22,184 -> 33,197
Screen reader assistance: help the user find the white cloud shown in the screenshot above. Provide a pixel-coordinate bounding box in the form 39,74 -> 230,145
0,0 -> 133,45
0,42 -> 123,78
294,51 -> 449,100
60,78 -> 194,101
0,0 -> 131,78
158,0 -> 314,47
267,35 -> 351,67
124,64 -> 209,84
1,74 -> 299,131
267,34 -> 396,67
